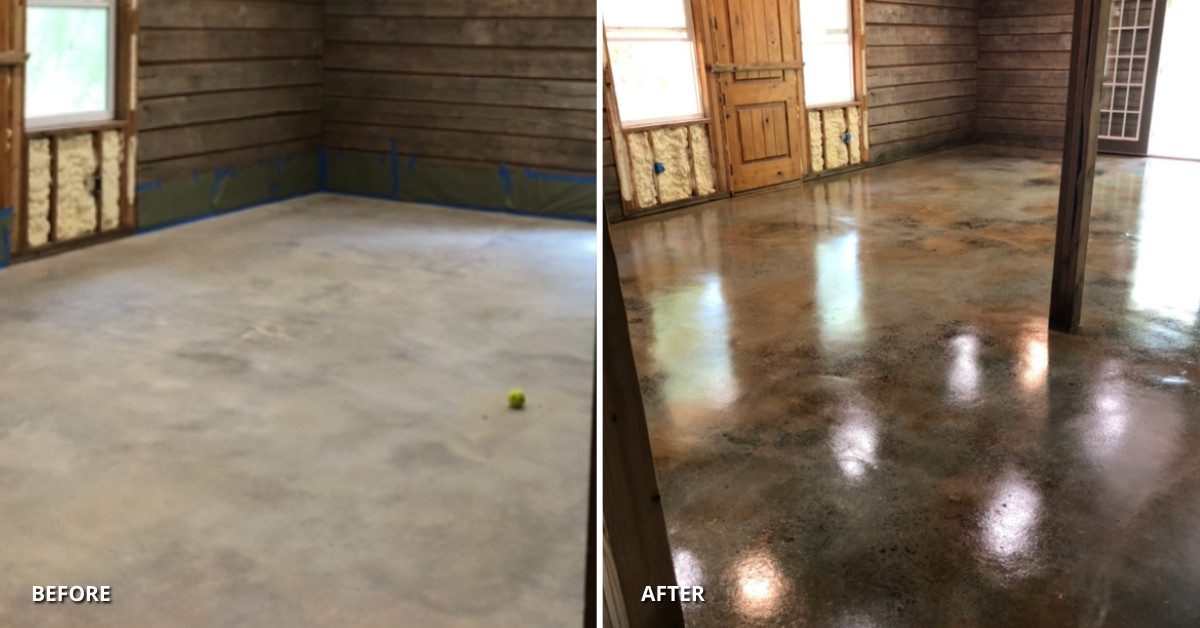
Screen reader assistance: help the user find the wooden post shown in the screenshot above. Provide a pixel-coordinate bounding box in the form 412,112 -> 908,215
602,221 -> 684,628
584,411 -> 596,628
116,0 -> 139,231
0,0 -> 11,214
1049,0 -> 1113,333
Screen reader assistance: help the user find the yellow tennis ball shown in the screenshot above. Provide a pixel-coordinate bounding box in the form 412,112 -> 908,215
508,388 -> 526,409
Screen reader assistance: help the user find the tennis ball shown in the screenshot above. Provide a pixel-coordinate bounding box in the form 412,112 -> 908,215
508,388 -> 526,410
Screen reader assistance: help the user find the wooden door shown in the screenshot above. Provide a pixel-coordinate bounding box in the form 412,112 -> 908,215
1098,0 -> 1166,155
710,0 -> 806,192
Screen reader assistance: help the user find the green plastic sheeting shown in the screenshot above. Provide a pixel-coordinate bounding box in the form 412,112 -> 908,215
137,152 -> 320,230
323,150 -> 595,220
134,148 -> 595,234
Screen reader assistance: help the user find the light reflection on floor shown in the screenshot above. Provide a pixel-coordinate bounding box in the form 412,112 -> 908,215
1129,161 -> 1200,324
614,145 -> 1200,626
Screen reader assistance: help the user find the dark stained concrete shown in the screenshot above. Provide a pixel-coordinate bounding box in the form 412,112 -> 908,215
611,146 -> 1200,627
0,195 -> 595,626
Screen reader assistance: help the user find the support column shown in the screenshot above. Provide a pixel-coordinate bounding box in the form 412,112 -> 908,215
602,221 -> 684,628
1049,0 -> 1114,333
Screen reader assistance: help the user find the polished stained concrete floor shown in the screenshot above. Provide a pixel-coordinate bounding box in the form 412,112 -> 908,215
612,146 -> 1200,627
0,195 -> 594,627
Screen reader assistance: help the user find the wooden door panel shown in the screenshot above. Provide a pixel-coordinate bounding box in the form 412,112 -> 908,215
712,0 -> 805,191
736,102 -> 791,163
732,0 -> 785,80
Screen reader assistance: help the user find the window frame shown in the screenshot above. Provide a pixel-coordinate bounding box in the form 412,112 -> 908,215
799,0 -> 865,110
604,0 -> 707,129
25,0 -> 118,130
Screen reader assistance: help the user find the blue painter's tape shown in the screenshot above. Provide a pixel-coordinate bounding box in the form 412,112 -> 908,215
520,167 -> 597,186
136,178 -> 164,192
0,207 -> 12,269
390,139 -> 400,199
498,164 -> 513,198
211,168 -> 238,201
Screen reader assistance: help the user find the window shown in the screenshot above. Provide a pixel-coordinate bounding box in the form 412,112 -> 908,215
800,0 -> 856,107
604,0 -> 703,126
26,0 -> 116,128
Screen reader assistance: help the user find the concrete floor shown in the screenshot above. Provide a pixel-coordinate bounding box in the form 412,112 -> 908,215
0,194 -> 595,626
611,146 -> 1200,627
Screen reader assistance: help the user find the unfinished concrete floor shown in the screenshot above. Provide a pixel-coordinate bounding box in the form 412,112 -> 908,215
0,194 -> 594,626
612,145 -> 1200,627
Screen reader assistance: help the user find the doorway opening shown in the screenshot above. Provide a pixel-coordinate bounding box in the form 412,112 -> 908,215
1148,0 -> 1200,160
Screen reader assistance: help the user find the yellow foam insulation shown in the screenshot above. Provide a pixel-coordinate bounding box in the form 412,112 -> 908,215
626,131 -> 658,208
650,126 -> 692,204
56,133 -> 99,241
27,139 -> 52,247
689,124 -> 716,196
822,109 -> 849,170
99,131 -> 123,231
612,128 -> 634,204
847,107 -> 863,165
807,111 -> 824,173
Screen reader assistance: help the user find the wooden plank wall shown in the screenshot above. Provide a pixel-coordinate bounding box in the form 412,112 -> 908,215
976,0 -> 1074,148
137,0 -> 324,181
864,0 -> 980,163
322,0 -> 596,176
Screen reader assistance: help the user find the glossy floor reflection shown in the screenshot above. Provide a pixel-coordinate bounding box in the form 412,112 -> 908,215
611,146 -> 1200,627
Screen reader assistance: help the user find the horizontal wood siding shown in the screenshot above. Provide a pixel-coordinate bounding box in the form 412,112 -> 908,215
976,0 -> 1074,148
864,0 -> 979,162
323,0 -> 596,175
138,0 -> 324,180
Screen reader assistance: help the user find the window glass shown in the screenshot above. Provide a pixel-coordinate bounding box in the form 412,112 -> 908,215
608,36 -> 702,123
604,0 -> 688,29
26,3 -> 113,125
605,1 -> 702,125
800,0 -> 855,107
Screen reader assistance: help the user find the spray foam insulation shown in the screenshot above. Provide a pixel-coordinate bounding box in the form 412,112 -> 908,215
27,139 -> 52,247
650,126 -> 692,204
626,132 -> 658,208
689,125 -> 716,196
56,133 -> 99,241
100,131 -> 123,231
822,109 -> 849,170
847,107 -> 862,165
807,111 -> 824,173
